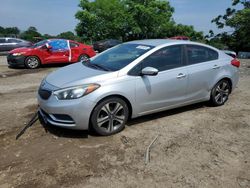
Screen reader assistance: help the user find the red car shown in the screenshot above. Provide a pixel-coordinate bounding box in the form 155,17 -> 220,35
7,39 -> 96,68
169,36 -> 190,40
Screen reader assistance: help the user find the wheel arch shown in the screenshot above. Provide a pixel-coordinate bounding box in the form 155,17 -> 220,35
92,94 -> 133,118
25,55 -> 42,63
89,94 -> 133,129
24,55 -> 42,68
215,77 -> 233,93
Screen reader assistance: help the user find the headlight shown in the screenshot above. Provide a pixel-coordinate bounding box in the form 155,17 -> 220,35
53,84 -> 100,100
12,52 -> 25,56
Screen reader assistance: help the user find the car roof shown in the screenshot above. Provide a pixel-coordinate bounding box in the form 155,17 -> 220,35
125,39 -> 219,51
46,38 -> 79,43
126,39 -> 188,46
0,37 -> 20,39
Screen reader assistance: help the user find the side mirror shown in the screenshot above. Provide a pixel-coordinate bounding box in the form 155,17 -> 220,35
141,67 -> 159,76
45,43 -> 52,50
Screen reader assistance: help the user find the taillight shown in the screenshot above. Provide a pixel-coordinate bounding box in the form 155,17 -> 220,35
231,59 -> 240,68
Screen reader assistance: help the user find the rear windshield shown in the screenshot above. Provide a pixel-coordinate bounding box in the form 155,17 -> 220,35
86,43 -> 154,71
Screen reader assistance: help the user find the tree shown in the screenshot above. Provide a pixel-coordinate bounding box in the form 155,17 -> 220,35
43,34 -> 55,39
75,0 -> 204,42
57,31 -> 77,40
75,0 -> 177,41
76,0 -> 131,42
211,0 -> 250,52
171,24 -> 204,41
0,26 -> 20,37
123,0 -> 174,40
0,26 -> 5,36
20,26 -> 42,42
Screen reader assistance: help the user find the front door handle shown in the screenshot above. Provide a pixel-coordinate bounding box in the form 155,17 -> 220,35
176,73 -> 186,79
212,65 -> 220,69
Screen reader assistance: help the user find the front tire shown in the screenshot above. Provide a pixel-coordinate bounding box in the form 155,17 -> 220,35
25,56 -> 40,69
210,79 -> 231,106
91,97 -> 129,136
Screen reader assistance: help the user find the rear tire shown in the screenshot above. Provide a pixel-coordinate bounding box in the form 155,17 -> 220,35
210,79 -> 231,106
25,56 -> 40,69
91,97 -> 129,136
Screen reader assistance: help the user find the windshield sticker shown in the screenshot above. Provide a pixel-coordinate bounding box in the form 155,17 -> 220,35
136,45 -> 151,50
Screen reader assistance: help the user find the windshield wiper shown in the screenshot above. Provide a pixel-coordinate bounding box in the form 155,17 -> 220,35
91,63 -> 112,71
83,61 -> 111,71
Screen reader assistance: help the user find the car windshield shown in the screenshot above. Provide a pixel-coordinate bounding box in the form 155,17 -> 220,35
32,40 -> 48,48
84,43 -> 154,71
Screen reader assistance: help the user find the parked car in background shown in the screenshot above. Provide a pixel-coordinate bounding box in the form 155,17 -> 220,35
0,37 -> 32,53
38,39 -> 240,136
169,36 -> 190,40
7,39 -> 96,69
93,39 -> 122,52
223,50 -> 237,58
238,51 -> 250,59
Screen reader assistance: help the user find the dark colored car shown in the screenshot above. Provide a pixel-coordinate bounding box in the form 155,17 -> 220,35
7,39 -> 96,69
0,37 -> 32,53
93,39 -> 122,52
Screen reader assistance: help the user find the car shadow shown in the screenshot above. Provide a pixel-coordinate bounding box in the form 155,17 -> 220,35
8,63 -> 72,70
127,102 -> 207,126
38,102 -> 208,139
38,115 -> 89,139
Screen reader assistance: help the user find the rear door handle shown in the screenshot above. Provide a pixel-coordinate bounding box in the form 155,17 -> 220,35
212,65 -> 220,69
176,73 -> 186,79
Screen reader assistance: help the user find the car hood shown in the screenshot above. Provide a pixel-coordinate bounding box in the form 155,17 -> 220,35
45,62 -> 118,88
10,47 -> 33,53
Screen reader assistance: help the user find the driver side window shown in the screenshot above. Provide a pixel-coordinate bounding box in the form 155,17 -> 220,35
129,45 -> 184,76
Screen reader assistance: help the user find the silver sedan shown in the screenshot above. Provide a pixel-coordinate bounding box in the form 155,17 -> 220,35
38,39 -> 240,135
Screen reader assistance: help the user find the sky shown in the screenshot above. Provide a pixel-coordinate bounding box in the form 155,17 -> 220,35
0,0 -> 242,35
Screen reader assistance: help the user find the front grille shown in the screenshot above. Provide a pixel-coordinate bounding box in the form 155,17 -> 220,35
39,89 -> 52,100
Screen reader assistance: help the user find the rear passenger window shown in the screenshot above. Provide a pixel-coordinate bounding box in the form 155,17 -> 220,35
186,45 -> 218,65
8,39 -> 21,43
141,45 -> 183,72
0,39 -> 6,43
70,42 -> 79,48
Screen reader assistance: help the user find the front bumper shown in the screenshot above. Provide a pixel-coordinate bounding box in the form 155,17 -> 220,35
38,92 -> 97,130
7,54 -> 26,67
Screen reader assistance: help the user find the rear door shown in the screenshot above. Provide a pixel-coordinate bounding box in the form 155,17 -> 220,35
132,45 -> 188,114
7,38 -> 22,51
0,38 -> 7,52
185,45 -> 220,101
0,38 -> 16,51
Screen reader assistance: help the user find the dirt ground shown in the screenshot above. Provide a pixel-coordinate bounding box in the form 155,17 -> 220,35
0,56 -> 249,188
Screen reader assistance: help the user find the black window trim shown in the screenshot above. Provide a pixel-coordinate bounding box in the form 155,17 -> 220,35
184,44 -> 219,66
128,44 -> 186,76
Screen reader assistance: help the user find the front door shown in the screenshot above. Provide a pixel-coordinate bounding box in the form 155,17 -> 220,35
44,39 -> 69,63
133,45 -> 188,115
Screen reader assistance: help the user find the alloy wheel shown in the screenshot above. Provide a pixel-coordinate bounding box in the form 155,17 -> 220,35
97,102 -> 125,133
214,81 -> 230,105
27,57 -> 39,68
